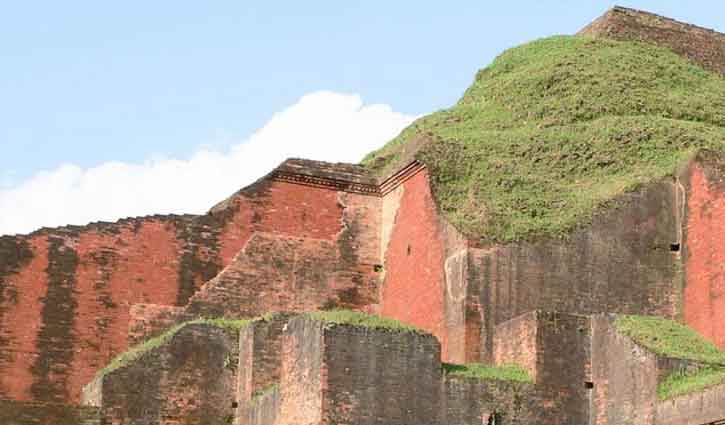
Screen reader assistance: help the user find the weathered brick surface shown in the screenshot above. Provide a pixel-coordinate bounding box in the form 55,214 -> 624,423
126,304 -> 192,346
579,6 -> 725,76
186,233 -> 379,318
492,313 -> 538,381
278,317 -> 323,425
0,160 -> 382,405
322,324 -> 442,425
684,158 -> 725,349
83,323 -> 240,425
591,314 -> 659,425
0,399 -> 100,425
0,216 -> 224,403
467,179 -> 681,362
245,386 -> 280,425
380,169 -> 467,363
442,376 -> 537,424
655,383 -> 725,425
236,314 -> 289,422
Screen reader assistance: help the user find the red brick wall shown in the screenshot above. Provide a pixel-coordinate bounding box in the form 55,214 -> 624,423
684,162 -> 725,349
0,220 -> 187,403
380,170 -> 449,359
0,175 -> 381,405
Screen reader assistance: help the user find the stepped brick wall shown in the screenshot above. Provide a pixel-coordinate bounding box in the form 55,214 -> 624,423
579,6 -> 725,76
465,178 -> 682,362
0,160 -> 382,405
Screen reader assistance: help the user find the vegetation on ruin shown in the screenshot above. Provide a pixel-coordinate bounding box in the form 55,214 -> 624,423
308,310 -> 421,333
442,363 -> 532,383
658,367 -> 725,400
615,315 -> 725,365
362,36 -> 725,243
97,317 -> 256,378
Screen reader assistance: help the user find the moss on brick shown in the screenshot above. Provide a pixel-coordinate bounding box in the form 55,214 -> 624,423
442,363 -> 532,383
363,36 -> 725,243
615,315 -> 725,365
308,310 -> 421,333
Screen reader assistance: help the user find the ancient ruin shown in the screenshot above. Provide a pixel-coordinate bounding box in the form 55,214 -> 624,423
1,6 -> 725,424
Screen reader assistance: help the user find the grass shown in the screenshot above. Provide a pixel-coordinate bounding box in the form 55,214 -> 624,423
362,36 -> 725,243
658,367 -> 725,400
97,317 -> 257,378
308,310 -> 421,333
615,315 -> 725,365
442,363 -> 532,383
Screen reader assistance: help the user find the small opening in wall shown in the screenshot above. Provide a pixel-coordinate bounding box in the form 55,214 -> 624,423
231,401 -> 238,408
407,244 -> 412,256
670,243 -> 680,252
585,382 -> 594,389
373,264 -> 383,273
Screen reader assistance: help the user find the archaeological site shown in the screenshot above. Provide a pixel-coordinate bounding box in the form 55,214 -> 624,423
1,6 -> 725,424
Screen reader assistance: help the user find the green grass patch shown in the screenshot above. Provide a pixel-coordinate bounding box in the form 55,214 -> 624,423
658,367 -> 725,400
442,363 -> 532,383
308,310 -> 421,333
615,315 -> 725,365
362,36 -> 725,243
97,317 -> 257,378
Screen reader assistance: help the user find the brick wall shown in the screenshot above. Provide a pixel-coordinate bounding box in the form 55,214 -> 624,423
83,323 -> 240,425
0,399 -> 99,425
590,314 -> 659,425
0,215 -> 223,404
467,179 -> 681,362
655,383 -> 725,425
579,6 -> 725,76
379,169 -> 467,363
493,313 -> 539,381
442,376 -> 537,424
0,163 -> 381,405
321,323 -> 442,424
278,317 -> 323,425
246,386 -> 280,425
684,158 -> 725,349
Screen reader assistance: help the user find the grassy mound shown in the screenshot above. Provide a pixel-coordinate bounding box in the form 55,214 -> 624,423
308,310 -> 421,333
615,315 -> 725,365
363,36 -> 725,242
442,363 -> 532,383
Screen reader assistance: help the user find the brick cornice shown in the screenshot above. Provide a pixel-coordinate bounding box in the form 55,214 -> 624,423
268,160 -> 426,197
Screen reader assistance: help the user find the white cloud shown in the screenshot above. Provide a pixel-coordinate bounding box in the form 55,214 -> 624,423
0,91 -> 415,236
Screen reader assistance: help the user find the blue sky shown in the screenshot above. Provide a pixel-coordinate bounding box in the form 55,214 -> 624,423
0,1 -> 722,234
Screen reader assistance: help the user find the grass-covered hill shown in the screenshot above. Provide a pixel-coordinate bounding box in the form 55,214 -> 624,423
362,36 -> 725,243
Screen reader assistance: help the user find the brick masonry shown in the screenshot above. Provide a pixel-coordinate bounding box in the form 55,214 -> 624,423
683,156 -> 725,349
83,323 -> 240,425
0,399 -> 99,425
466,178 -> 682,362
2,9 -> 725,417
579,6 -> 725,76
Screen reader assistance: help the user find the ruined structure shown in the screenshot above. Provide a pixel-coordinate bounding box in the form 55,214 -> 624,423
0,6 -> 724,424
